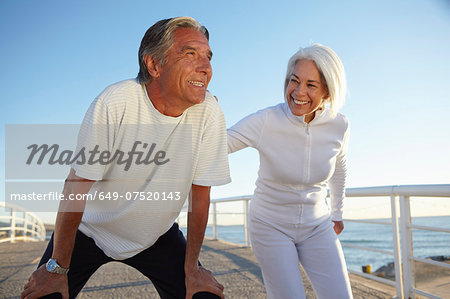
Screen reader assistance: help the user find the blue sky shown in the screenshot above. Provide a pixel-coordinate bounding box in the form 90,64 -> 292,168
1,0 -> 450,221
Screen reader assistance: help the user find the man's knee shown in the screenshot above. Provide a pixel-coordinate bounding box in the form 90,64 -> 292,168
193,292 -> 221,299
38,293 -> 63,299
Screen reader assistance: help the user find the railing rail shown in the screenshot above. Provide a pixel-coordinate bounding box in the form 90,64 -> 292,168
0,202 -> 46,243
208,184 -> 450,299
210,196 -> 252,246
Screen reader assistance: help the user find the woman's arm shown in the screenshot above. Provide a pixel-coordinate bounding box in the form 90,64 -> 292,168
328,120 -> 350,231
227,109 -> 267,154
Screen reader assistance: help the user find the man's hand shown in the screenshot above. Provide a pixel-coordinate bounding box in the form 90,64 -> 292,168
22,169 -> 93,299
333,220 -> 344,235
21,264 -> 69,299
185,265 -> 224,299
185,185 -> 224,298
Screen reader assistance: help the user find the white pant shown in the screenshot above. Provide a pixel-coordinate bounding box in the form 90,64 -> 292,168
249,213 -> 353,299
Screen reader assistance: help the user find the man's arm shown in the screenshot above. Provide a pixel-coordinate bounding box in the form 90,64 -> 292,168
184,184 -> 224,299
21,169 -> 95,299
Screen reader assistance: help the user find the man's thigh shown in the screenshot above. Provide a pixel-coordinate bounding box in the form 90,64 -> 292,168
123,223 -> 220,299
38,230 -> 112,298
123,223 -> 187,298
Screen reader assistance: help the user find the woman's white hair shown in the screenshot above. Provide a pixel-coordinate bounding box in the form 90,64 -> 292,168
284,44 -> 347,116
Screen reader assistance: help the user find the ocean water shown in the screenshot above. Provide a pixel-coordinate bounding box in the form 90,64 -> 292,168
2,214 -> 448,273
182,216 -> 450,273
340,216 -> 450,271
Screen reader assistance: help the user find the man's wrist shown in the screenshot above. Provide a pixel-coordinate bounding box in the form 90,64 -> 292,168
46,258 -> 70,275
50,253 -> 71,268
184,263 -> 200,274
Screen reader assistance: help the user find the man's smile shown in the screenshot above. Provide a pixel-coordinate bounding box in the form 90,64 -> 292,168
188,80 -> 206,87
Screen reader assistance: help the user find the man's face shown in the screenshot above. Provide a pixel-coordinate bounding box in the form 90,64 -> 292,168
156,28 -> 213,109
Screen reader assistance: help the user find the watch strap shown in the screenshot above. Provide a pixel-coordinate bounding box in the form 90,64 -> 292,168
52,266 -> 70,275
46,258 -> 70,275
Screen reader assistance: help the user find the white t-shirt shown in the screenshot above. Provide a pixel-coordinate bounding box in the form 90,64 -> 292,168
72,79 -> 230,259
227,103 -> 349,225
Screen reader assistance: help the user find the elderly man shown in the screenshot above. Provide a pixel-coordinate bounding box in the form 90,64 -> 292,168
21,17 -> 230,299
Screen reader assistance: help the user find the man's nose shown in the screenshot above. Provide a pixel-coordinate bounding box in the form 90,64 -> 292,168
197,56 -> 212,78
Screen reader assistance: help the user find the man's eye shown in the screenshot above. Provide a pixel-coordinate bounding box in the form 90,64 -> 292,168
308,84 -> 317,88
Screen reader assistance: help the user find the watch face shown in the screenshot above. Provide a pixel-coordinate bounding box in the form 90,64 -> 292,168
46,259 -> 57,272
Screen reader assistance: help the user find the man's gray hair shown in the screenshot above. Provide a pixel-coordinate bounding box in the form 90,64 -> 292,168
284,44 -> 347,117
137,17 -> 209,84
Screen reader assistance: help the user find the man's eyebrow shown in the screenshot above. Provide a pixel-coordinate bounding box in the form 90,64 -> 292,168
180,46 -> 196,52
180,46 -> 213,58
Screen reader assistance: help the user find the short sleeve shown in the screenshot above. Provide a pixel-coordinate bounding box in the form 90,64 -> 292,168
227,109 -> 267,153
192,98 -> 231,186
71,97 -> 116,181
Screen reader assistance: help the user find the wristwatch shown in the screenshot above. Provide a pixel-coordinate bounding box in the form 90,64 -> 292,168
46,258 -> 70,274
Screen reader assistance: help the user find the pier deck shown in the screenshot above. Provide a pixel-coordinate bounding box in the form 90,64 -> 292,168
1,239 -> 396,298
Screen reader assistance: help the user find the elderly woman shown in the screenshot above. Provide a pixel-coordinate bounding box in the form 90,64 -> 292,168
227,44 -> 352,299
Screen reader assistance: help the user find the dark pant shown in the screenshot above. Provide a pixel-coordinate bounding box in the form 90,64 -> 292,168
38,223 -> 219,299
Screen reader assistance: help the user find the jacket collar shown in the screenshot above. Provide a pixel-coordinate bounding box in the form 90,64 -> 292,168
282,102 -> 329,126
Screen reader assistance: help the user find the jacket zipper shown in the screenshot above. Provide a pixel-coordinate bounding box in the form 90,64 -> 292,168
304,123 -> 311,184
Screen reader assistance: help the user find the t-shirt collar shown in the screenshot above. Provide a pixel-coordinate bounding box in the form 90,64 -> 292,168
141,82 -> 186,123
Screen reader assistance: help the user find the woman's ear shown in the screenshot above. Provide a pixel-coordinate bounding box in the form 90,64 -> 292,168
144,55 -> 160,78
319,91 -> 330,110
323,89 -> 330,101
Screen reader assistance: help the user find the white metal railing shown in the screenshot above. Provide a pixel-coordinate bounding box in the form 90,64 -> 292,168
207,184 -> 450,299
210,195 -> 252,246
0,202 -> 46,243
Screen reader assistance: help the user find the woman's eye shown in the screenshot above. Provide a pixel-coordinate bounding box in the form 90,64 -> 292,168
308,84 -> 317,88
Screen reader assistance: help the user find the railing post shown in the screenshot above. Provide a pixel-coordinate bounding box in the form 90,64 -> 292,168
212,202 -> 218,240
24,212 -> 29,241
243,199 -> 250,247
1,202 -> 46,243
10,209 -> 16,243
40,221 -> 47,240
390,195 -> 404,299
399,195 -> 414,299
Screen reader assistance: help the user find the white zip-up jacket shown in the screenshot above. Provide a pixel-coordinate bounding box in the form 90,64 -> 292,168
227,102 -> 349,225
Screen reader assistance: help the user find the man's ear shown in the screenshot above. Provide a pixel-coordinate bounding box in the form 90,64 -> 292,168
144,55 -> 161,78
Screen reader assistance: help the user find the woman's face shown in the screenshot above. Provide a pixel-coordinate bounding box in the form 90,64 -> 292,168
286,59 -> 329,123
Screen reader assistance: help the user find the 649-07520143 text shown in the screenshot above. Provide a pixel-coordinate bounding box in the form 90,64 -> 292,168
96,191 -> 181,201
